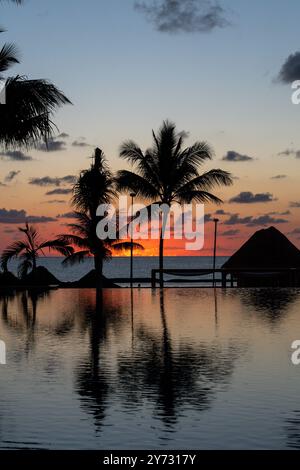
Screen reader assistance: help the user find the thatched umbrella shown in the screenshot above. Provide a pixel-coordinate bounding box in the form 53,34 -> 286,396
222,227 -> 300,287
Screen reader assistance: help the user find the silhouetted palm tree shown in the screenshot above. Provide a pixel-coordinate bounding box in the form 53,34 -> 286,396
0,3 -> 21,82
0,77 -> 71,148
1,223 -> 73,277
72,148 -> 116,218
0,1 -> 71,148
60,211 -> 142,274
0,42 -> 19,78
0,76 -> 71,148
61,148 -> 143,283
117,120 -> 233,283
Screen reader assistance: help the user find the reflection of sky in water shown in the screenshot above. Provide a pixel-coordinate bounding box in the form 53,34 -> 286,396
0,288 -> 300,449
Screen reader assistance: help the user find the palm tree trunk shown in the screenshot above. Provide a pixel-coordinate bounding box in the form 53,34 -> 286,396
159,228 -> 164,287
94,255 -> 103,289
32,254 -> 37,272
159,207 -> 169,287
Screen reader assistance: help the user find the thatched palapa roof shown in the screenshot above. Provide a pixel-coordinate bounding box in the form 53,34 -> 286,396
223,227 -> 300,270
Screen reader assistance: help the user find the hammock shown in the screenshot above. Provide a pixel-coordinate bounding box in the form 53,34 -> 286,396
160,269 -> 214,277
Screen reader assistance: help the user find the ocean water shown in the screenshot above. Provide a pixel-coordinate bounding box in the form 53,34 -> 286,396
8,256 -> 228,286
0,287 -> 300,449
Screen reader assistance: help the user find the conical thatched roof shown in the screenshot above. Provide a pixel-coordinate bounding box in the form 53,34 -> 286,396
69,269 -> 119,288
21,266 -> 61,286
223,227 -> 300,269
0,271 -> 20,287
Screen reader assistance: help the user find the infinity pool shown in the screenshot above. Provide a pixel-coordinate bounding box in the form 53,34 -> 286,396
0,288 -> 299,450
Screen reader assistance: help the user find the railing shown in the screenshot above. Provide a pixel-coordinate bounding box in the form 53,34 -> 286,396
150,268 -> 300,288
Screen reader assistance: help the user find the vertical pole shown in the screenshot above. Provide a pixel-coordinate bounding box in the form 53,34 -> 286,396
213,218 -> 219,287
222,272 -> 227,288
130,193 -> 136,288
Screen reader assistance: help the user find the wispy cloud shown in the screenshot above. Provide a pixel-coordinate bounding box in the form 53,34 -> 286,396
37,137 -> 67,152
278,149 -> 300,158
222,151 -> 254,162
246,215 -> 288,227
0,150 -> 33,161
5,171 -> 20,183
42,200 -> 67,204
271,174 -> 287,180
0,209 -> 56,224
289,228 -> 300,235
29,175 -> 76,187
58,132 -> 70,139
45,188 -> 73,196
269,210 -> 291,216
72,140 -> 91,148
134,0 -> 229,34
57,212 -> 76,219
215,209 -> 230,215
222,229 -> 240,236
277,51 -> 300,84
229,192 -> 276,204
224,213 -> 288,227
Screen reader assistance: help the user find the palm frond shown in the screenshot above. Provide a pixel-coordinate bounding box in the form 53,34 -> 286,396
112,241 -> 145,252
178,141 -> 214,167
0,240 -> 28,270
119,141 -> 160,190
0,1 -> 24,4
119,140 -> 145,163
64,223 -> 89,237
175,169 -> 233,197
0,43 -> 19,74
19,222 -> 39,250
38,239 -> 74,257
58,234 -> 90,250
175,190 -> 223,205
116,170 -> 159,199
117,122 -> 229,210
62,251 -> 90,267
0,75 -> 71,148
18,255 -> 33,279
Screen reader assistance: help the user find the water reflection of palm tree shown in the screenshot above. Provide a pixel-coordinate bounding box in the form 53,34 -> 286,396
214,288 -> 219,332
117,289 -> 240,431
75,289 -> 126,432
0,290 -> 50,355
0,289 -> 75,347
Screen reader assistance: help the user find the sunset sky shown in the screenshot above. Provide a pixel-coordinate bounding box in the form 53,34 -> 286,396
1,0 -> 300,257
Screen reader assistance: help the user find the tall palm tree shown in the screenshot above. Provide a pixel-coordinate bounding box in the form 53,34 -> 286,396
117,120 -> 233,284
61,148 -> 143,284
1,223 -> 74,278
0,0 -> 71,148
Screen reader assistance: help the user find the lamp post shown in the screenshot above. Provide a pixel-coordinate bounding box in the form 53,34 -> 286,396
130,193 -> 136,287
213,218 -> 219,287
